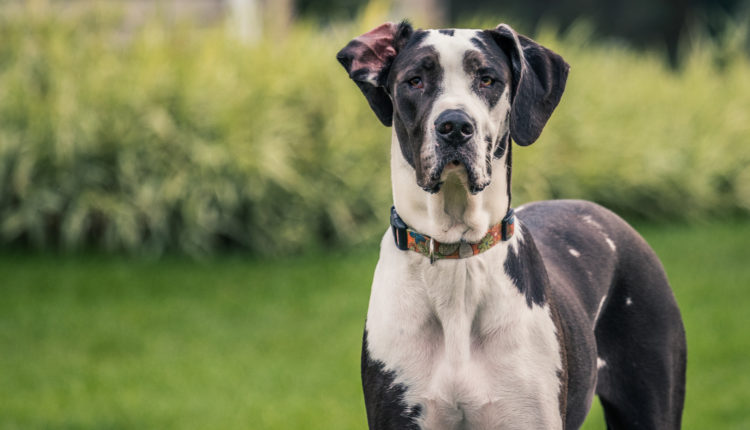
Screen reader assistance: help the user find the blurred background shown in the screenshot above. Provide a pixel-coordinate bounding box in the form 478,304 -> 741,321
1,0 -> 749,429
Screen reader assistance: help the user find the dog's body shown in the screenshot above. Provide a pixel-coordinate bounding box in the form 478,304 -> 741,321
338,23 -> 686,429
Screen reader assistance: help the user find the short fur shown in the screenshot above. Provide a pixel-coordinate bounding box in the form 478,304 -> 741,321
337,22 -> 686,430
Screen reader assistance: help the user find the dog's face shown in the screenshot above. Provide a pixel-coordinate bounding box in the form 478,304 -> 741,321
337,22 -> 569,195
387,29 -> 514,194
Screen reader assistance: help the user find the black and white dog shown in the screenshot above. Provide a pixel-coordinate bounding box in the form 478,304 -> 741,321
337,22 -> 686,429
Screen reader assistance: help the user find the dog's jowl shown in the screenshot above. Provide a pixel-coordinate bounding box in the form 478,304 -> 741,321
338,22 -> 686,430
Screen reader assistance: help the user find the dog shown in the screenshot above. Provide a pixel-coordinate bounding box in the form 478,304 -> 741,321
337,21 -> 686,429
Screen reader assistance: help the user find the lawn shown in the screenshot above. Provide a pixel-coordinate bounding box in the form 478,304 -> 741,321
1,219 -> 749,429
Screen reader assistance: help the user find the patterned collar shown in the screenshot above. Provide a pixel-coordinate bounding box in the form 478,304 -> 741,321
390,206 -> 515,262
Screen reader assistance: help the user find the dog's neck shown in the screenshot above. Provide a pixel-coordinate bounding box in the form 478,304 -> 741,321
391,130 -> 511,244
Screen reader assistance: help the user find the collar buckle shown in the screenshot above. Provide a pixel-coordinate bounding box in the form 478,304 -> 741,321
390,206 -> 409,251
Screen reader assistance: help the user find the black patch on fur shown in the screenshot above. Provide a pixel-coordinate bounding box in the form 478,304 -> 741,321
438,29 -> 455,36
504,224 -> 548,307
501,131 -> 512,206
362,330 -> 422,429
466,36 -> 512,110
387,44 -> 443,184
494,130 -> 509,159
548,301 -> 569,424
405,29 -> 429,49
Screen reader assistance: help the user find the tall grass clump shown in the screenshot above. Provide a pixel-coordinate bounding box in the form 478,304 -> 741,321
0,3 -> 748,256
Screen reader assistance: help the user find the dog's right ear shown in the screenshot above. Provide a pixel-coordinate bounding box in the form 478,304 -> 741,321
336,21 -> 413,126
488,24 -> 569,146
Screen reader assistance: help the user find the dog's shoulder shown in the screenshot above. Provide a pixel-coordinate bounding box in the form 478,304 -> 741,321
515,199 -> 664,318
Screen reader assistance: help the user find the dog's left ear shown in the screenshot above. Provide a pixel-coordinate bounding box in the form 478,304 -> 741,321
488,24 -> 570,146
336,21 -> 413,126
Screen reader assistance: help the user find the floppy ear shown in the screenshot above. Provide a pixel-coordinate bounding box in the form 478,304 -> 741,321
488,24 -> 570,146
336,22 -> 413,126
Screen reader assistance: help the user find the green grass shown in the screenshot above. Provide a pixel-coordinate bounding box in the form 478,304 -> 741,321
1,220 -> 749,429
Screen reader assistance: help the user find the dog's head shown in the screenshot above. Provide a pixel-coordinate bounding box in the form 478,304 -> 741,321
337,22 -> 569,195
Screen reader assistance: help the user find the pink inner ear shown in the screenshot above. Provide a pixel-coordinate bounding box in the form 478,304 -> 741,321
351,22 -> 398,73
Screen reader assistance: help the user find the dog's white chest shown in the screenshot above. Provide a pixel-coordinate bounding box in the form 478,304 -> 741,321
366,233 -> 563,429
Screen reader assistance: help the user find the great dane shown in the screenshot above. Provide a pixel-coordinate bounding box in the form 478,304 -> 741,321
337,21 -> 686,429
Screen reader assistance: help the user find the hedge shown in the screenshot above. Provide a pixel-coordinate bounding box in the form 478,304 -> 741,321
1,3 -> 748,255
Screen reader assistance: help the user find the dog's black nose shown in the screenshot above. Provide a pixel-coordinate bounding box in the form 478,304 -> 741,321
435,110 -> 474,146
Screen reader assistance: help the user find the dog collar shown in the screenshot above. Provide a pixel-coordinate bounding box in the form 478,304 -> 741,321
390,206 -> 515,262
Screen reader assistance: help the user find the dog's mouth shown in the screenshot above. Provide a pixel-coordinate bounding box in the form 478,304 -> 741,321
419,154 -> 490,195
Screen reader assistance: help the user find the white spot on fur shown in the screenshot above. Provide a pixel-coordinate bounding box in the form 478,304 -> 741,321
594,295 -> 607,323
515,205 -> 526,213
363,73 -> 379,87
582,215 -> 599,228
583,214 -> 617,252
626,297 -> 633,306
597,357 -> 607,370
568,248 -> 580,257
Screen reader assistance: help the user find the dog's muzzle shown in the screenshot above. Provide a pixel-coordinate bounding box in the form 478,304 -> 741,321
419,110 -> 490,194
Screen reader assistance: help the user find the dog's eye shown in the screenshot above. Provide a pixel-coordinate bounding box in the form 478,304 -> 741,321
408,77 -> 424,89
479,76 -> 495,88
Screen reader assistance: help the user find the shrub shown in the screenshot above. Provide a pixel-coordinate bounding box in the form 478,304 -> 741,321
0,3 -> 748,255
515,25 -> 750,221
